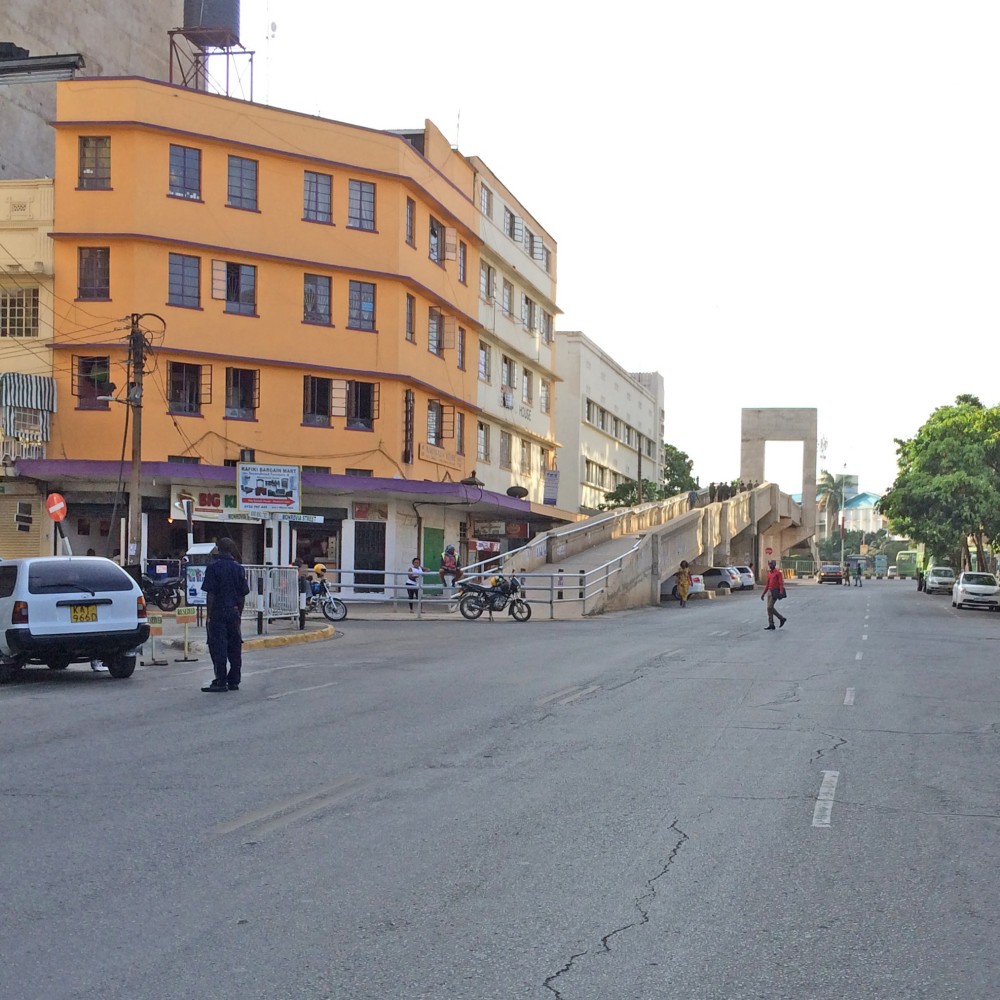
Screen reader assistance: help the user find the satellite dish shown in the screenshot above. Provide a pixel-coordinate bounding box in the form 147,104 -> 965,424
506,486 -> 529,499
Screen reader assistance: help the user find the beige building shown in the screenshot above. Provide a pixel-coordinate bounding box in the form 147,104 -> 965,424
469,160 -> 559,506
554,331 -> 664,513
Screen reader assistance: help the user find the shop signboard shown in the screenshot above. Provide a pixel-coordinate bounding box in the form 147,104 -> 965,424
237,463 -> 301,513
475,520 -> 505,537
171,485 -> 256,522
543,469 -> 560,505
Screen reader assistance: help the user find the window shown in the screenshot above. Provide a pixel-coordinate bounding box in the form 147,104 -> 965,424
168,455 -> 200,465
543,246 -> 552,274
456,412 -> 465,455
540,379 -> 551,414
478,342 -> 491,382
225,367 -> 258,419
348,179 -> 376,230
78,248 -> 110,299
480,262 -> 495,300
541,311 -> 554,343
227,156 -> 258,210
167,361 -> 207,415
78,137 -> 110,189
522,369 -> 533,406
428,216 -> 445,264
480,184 -> 493,217
348,281 -> 376,330
169,144 -> 201,199
304,171 -> 332,223
406,197 -> 416,246
500,431 -> 512,469
345,468 -> 373,477
303,273 -> 331,324
521,294 -> 537,330
168,253 -> 200,308
302,465 -> 331,474
503,207 -> 519,239
346,380 -> 379,430
403,389 -> 415,463
477,421 -> 490,462
502,280 -> 513,316
524,227 -> 536,257
73,355 -> 111,410
520,439 -> 531,474
501,355 -> 517,388
213,261 -> 256,315
458,241 -> 467,283
303,375 -> 332,426
457,327 -> 466,370
0,288 -> 39,337
428,308 -> 443,356
427,400 -> 444,447
405,294 -> 416,342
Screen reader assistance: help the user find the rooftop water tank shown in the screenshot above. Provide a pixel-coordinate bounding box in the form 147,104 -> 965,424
182,0 -> 241,48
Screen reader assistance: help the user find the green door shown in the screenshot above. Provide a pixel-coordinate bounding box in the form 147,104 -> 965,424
422,527 -> 444,595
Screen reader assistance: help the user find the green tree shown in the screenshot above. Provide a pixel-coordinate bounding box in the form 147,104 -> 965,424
879,396 -> 1000,568
662,443 -> 698,495
598,479 -> 664,510
816,470 -> 851,539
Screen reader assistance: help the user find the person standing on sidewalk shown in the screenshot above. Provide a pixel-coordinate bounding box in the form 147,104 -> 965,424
761,559 -> 787,630
676,560 -> 692,607
406,557 -> 428,611
201,538 -> 251,693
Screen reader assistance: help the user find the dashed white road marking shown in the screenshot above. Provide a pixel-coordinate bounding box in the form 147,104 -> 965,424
844,688 -> 855,706
862,634 -> 868,641
812,770 -> 841,827
559,684 -> 600,705
855,652 -> 863,661
265,681 -> 338,700
709,630 -> 728,636
537,686 -> 585,706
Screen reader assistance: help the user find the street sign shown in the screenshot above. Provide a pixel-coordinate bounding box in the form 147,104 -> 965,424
175,606 -> 198,621
45,493 -> 67,522
236,463 -> 301,514
15,500 -> 33,533
272,512 -> 325,524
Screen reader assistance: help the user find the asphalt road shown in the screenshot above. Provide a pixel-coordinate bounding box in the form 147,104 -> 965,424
1,579 -> 997,999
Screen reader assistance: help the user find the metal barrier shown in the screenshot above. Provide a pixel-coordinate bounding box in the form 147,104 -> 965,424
243,565 -> 300,635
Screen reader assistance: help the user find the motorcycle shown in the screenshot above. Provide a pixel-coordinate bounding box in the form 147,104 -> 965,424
457,574 -> 531,622
141,573 -> 182,612
304,576 -> 348,622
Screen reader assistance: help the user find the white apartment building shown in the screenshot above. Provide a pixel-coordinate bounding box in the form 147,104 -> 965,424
554,332 -> 664,513
468,159 -> 559,504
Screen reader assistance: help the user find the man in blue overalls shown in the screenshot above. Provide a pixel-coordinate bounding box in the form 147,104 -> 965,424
201,538 -> 251,692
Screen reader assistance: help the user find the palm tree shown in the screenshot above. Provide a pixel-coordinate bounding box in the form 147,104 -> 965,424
816,470 -> 850,539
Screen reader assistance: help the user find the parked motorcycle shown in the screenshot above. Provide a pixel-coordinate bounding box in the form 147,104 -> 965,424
141,573 -> 182,612
458,574 -> 531,622
305,577 -> 348,622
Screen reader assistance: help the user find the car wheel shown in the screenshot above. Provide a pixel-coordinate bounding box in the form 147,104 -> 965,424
106,653 -> 136,679
717,583 -> 729,592
47,658 -> 70,670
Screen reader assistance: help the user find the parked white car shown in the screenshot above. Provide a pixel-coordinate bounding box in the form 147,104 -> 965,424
734,566 -> 755,590
923,566 -> 956,595
952,572 -> 1000,611
0,557 -> 149,680
661,571 -> 705,601
700,566 -> 742,591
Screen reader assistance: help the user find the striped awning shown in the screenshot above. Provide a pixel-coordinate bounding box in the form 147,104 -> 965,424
0,372 -> 56,441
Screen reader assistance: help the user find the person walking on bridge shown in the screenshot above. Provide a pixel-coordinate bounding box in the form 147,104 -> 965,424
761,559 -> 787,630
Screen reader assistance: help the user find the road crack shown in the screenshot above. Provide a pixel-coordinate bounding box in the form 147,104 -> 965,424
811,732 -> 847,762
543,819 -> 689,998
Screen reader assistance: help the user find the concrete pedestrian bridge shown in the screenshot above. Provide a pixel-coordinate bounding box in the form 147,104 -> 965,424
493,408 -> 818,616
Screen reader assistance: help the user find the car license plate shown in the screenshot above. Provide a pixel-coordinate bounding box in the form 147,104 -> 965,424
71,604 -> 98,623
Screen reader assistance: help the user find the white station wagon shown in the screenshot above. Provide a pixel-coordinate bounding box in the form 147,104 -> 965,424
0,557 -> 149,680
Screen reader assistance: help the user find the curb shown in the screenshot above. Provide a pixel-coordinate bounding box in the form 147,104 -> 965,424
158,624 -> 337,653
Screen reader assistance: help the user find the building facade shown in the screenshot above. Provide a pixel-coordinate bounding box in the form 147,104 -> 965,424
19,77 -> 568,578
553,331 -> 664,513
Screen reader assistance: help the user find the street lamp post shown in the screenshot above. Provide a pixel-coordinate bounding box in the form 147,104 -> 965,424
839,464 -> 846,571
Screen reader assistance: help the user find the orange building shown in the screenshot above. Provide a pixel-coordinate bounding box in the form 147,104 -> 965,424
29,77 -> 565,574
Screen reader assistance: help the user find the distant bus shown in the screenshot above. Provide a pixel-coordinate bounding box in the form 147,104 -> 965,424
895,550 -> 919,579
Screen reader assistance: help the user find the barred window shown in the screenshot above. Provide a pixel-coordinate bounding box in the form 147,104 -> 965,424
168,253 -> 200,308
227,156 -> 258,210
303,375 -> 332,426
304,274 -> 331,324
0,288 -> 39,337
78,137 -> 110,189
169,145 -> 201,199
304,171 -> 332,223
348,179 -> 376,230
348,280 -> 376,330
78,248 -> 110,299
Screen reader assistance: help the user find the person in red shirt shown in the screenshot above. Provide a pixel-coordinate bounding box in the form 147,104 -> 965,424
761,559 -> 787,630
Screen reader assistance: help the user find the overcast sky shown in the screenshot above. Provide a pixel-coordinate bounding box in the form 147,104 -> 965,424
235,1 -> 1000,496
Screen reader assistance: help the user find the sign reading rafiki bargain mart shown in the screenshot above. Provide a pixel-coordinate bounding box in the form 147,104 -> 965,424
237,463 -> 301,514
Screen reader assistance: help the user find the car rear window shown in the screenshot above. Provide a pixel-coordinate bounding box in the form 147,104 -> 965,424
27,560 -> 134,595
0,565 -> 16,598
930,568 -> 954,577
964,574 -> 997,586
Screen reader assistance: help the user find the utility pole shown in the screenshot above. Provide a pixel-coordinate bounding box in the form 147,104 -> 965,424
126,313 -> 146,574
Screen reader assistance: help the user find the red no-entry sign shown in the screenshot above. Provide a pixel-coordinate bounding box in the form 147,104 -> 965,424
45,493 -> 68,522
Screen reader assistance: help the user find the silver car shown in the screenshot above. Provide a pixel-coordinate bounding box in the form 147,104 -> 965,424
924,565 -> 956,595
952,572 -> 1000,611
